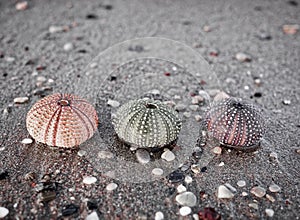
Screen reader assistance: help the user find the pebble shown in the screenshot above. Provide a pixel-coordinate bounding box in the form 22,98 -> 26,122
106,182 -> 118,191
192,214 -> 199,220
269,184 -> 281,192
168,171 -> 184,183
77,150 -> 86,157
237,180 -> 246,187
189,105 -> 199,111
191,95 -> 204,104
90,62 -> 98,69
0,207 -> 9,218
217,185 -> 234,199
218,162 -> 225,166
136,149 -> 151,164
49,25 -> 67,33
203,25 -> 211,32
63,43 -> 74,51
21,138 -> 33,144
86,211 -> 99,220
152,168 -> 164,176
194,115 -> 202,122
179,206 -> 191,216
161,150 -> 175,162
0,147 -> 5,151
250,186 -> 266,198
5,56 -> 15,62
177,184 -> 187,193
98,150 -> 113,159
235,52 -> 251,62
282,24 -> 299,35
266,194 -> 276,202
14,97 -> 29,104
191,164 -> 200,174
175,104 -> 186,111
242,192 -> 248,196
107,99 -> 120,108
184,175 -> 193,184
16,1 -> 28,10
282,99 -> 291,105
83,176 -> 97,184
155,211 -> 164,220
249,203 -> 258,210
257,32 -> 272,40
183,112 -> 191,118
265,208 -> 274,217
212,146 -> 222,154
175,192 -> 197,207
225,183 -> 237,193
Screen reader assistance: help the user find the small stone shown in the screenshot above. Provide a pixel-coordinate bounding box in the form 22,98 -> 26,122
266,194 -> 276,202
218,162 -> 225,166
14,97 -> 29,104
236,52 -> 252,62
189,105 -> 199,111
21,138 -> 33,144
98,150 -> 113,159
161,150 -> 175,162
250,186 -> 266,198
152,168 -> 164,176
175,192 -> 197,207
49,25 -> 67,33
249,203 -> 258,210
106,182 -> 118,191
198,207 -> 221,220
136,149 -> 150,164
242,192 -> 248,196
77,150 -> 86,157
237,180 -> 246,187
194,115 -> 202,122
244,85 -> 250,90
225,183 -> 237,193
16,1 -> 28,10
174,95 -> 181,100
209,49 -> 219,57
86,211 -> 99,220
155,211 -> 164,220
191,164 -> 200,174
0,207 -> 9,218
217,185 -> 234,199
282,99 -> 291,105
184,175 -> 193,184
179,206 -> 191,216
63,43 -> 74,51
168,171 -> 184,183
90,62 -> 98,68
177,184 -> 187,193
83,176 -> 97,184
203,25 -> 211,32
265,209 -> 274,217
183,112 -> 191,118
192,95 -> 204,104
172,66 -> 177,71
175,103 -> 186,111
256,32 -> 272,40
107,99 -> 120,108
212,146 -> 222,154
283,24 -> 299,35
269,184 -> 281,193
5,56 -> 15,62
192,214 -> 199,220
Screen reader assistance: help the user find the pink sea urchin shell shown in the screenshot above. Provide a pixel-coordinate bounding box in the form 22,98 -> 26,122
26,93 -> 98,148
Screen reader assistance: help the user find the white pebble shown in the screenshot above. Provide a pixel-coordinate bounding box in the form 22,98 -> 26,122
179,206 -> 191,216
49,25 -> 65,33
265,208 -> 274,217
0,207 -> 9,218
249,203 -> 258,210
77,150 -> 86,157
14,97 -> 29,104
242,192 -> 248,196
175,192 -> 197,207
106,182 -> 118,191
98,150 -> 114,159
5,56 -> 15,62
136,149 -> 150,164
250,186 -> 266,198
269,184 -> 281,193
86,211 -> 100,220
21,138 -> 33,144
236,52 -> 251,62
218,162 -> 225,166
161,150 -> 175,162
217,185 -> 234,199
90,62 -> 98,69
266,194 -> 276,202
177,184 -> 187,193
152,168 -> 164,176
193,213 -> 199,220
83,176 -> 97,185
212,146 -> 222,154
237,180 -> 246,187
194,115 -> 202,122
16,1 -> 28,10
107,99 -> 120,108
184,175 -> 193,184
155,211 -> 164,220
63,42 -> 74,51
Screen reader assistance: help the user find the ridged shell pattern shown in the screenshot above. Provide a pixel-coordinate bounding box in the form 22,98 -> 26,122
205,97 -> 265,148
113,99 -> 182,148
26,93 -> 98,148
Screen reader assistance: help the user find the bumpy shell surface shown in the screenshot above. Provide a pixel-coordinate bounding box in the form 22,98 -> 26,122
205,97 -> 265,149
26,93 -> 98,148
112,99 -> 182,148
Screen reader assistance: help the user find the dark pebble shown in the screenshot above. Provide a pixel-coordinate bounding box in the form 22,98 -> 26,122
86,14 -> 98,19
198,207 -> 221,220
3,73 -> 8,77
62,204 -> 79,216
24,46 -> 29,51
182,21 -> 192,25
288,0 -> 298,6
253,92 -> 262,98
256,33 -> 272,41
128,45 -> 144,53
0,171 -> 9,180
36,66 -> 46,71
168,171 -> 185,183
100,4 -> 113,10
201,167 -> 207,172
25,59 -> 36,65
78,49 -> 87,53
87,200 -> 98,210
109,75 -> 117,81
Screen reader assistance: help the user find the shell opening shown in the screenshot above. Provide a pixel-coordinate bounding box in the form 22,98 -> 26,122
58,99 -> 70,106
145,103 -> 157,109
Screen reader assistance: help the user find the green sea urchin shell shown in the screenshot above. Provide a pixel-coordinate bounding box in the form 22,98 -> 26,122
112,99 -> 182,148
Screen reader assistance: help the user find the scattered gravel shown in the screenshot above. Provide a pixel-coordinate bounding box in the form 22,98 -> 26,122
106,182 -> 118,191
14,97 -> 29,104
136,149 -> 151,164
179,206 -> 192,216
266,194 -> 276,202
77,150 -> 86,157
175,192 -> 197,207
250,186 -> 266,198
217,185 -> 234,199
282,24 -> 299,34
83,176 -> 97,185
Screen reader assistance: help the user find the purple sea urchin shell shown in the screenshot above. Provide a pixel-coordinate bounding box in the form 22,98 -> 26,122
26,93 -> 98,148
205,97 -> 265,149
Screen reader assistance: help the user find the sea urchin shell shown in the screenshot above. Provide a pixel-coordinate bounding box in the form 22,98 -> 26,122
26,93 -> 98,148
112,99 -> 182,148
205,97 -> 265,149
